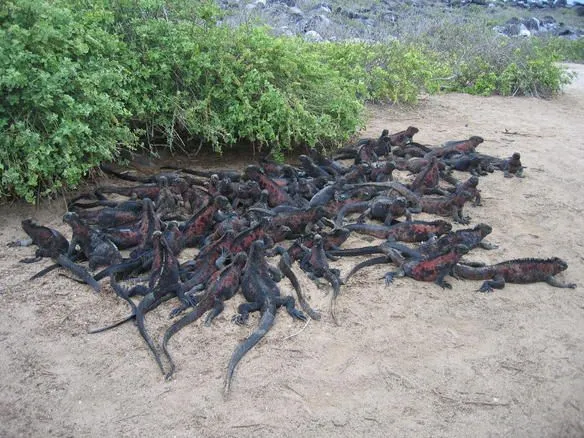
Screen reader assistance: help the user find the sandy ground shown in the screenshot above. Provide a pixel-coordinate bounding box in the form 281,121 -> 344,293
1,64 -> 584,438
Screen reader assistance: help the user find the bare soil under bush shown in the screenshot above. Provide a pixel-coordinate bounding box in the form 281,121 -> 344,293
1,64 -> 584,437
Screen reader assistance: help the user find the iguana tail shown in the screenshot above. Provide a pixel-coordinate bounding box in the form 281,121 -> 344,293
162,305 -> 208,380
224,301 -> 276,397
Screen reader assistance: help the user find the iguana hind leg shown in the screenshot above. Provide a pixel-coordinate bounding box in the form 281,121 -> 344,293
204,299 -> 226,326
275,296 -> 306,321
233,302 -> 262,325
478,275 -> 505,293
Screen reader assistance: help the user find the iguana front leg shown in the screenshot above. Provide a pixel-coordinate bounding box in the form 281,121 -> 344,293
452,205 -> 470,225
434,267 -> 453,289
383,269 -> 405,286
545,276 -> 576,289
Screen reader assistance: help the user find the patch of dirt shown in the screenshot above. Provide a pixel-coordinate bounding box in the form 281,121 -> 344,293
1,64 -> 584,438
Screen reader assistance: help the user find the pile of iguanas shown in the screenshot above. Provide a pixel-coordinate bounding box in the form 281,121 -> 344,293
9,126 -> 575,396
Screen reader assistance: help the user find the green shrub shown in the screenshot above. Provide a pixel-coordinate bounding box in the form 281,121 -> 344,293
122,21 -> 365,154
394,9 -> 573,97
316,40 -> 450,103
540,36 -> 584,63
0,1 -> 136,202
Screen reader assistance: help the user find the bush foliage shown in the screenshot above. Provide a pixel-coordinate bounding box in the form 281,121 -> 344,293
0,0 -> 578,202
0,1 -> 135,202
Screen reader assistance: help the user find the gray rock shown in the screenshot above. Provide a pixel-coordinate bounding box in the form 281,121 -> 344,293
288,6 -> 304,17
304,30 -> 324,41
311,3 -> 333,14
303,14 -> 331,32
268,0 -> 296,5
523,17 -> 540,31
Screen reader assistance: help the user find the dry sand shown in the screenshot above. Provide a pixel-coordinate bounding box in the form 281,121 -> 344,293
1,64 -> 584,438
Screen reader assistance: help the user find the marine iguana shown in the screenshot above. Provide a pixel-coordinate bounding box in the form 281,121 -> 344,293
162,252 -> 248,379
224,240 -> 306,395
330,223 -> 492,260
343,244 -> 469,288
63,212 -> 122,270
180,196 -> 230,247
425,136 -> 484,159
102,198 -> 162,251
418,176 -> 481,224
341,220 -> 452,242
271,246 -> 321,321
369,160 -> 396,183
409,156 -> 447,196
334,196 -> 411,227
453,257 -> 576,292
299,234 -> 342,324
9,219 -> 101,291
70,202 -> 143,228
109,231 -> 182,374
298,154 -> 333,179
333,129 -> 390,160
9,219 -> 69,263
244,165 -> 294,207
499,152 -> 525,178
388,126 -> 419,148
383,244 -> 469,288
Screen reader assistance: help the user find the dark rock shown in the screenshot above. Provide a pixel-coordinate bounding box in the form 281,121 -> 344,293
523,17 -> 540,30
303,14 -> 331,32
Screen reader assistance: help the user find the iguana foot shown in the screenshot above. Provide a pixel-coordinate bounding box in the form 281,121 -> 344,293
232,313 -> 248,325
289,308 -> 307,321
168,305 -> 188,319
383,272 -> 396,286
477,283 -> 494,293
438,280 -> 452,289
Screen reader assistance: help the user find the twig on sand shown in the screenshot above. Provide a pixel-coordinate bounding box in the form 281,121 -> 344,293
501,129 -> 543,138
281,318 -> 310,342
231,423 -> 267,429
432,389 -> 510,407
